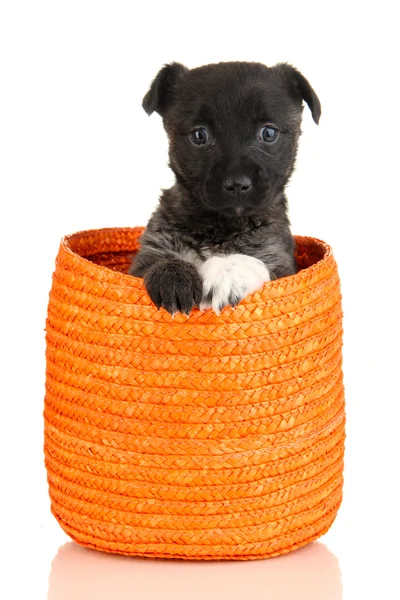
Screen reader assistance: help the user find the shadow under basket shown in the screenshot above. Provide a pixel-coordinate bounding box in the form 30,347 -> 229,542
44,227 -> 345,560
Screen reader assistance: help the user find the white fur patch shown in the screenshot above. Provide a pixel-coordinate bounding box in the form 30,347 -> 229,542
199,254 -> 270,313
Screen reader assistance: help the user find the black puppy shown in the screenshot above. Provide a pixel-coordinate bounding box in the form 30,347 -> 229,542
129,61 -> 320,316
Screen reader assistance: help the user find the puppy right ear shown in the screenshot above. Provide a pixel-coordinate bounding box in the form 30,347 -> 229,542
142,62 -> 188,117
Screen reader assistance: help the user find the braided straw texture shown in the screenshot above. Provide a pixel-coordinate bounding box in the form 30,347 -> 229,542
44,227 -> 345,560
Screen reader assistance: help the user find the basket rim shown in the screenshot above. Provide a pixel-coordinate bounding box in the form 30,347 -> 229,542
58,226 -> 335,302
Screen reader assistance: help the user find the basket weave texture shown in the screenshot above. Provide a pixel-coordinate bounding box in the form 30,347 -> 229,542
44,227 -> 345,560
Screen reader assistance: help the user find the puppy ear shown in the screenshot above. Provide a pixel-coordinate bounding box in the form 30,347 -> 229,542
142,62 -> 188,117
276,63 -> 321,124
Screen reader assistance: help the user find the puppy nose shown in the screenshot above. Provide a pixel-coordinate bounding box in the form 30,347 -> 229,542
223,176 -> 252,196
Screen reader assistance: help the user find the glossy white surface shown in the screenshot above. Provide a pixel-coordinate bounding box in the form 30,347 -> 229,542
1,1 -> 399,598
48,541 -> 342,600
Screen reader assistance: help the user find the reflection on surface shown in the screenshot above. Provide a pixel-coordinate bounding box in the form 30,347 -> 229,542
48,541 -> 342,600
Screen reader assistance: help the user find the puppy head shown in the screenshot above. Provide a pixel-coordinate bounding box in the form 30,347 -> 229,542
142,61 -> 321,217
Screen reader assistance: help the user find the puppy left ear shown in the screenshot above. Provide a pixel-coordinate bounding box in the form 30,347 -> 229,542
142,62 -> 188,117
276,63 -> 322,125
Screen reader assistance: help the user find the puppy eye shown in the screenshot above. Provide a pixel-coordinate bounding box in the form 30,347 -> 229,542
260,125 -> 279,143
190,127 -> 209,145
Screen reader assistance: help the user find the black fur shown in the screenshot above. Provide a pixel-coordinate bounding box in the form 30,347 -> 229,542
144,258 -> 203,316
130,61 -> 320,315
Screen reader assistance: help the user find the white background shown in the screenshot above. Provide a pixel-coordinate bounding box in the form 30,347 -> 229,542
1,1 -> 399,598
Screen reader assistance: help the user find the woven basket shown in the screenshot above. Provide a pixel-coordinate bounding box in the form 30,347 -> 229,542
44,226 -> 345,560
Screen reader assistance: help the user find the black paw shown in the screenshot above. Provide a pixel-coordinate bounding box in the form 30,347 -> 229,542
144,259 -> 203,316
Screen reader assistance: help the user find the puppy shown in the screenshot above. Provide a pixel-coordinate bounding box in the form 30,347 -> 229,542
129,61 -> 321,315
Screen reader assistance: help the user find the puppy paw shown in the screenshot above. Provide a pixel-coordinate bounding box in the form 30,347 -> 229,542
144,259 -> 203,316
199,254 -> 270,314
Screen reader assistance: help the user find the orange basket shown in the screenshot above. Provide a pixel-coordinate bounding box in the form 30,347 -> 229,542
44,227 -> 345,560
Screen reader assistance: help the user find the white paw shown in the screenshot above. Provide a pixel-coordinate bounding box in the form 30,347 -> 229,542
199,254 -> 270,314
